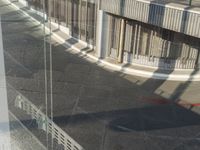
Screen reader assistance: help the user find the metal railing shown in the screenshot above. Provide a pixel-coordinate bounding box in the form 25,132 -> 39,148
107,14 -> 200,69
123,37 -> 199,69
15,95 -> 84,150
26,0 -> 97,44
140,0 -> 198,6
124,52 -> 197,69
100,0 -> 200,38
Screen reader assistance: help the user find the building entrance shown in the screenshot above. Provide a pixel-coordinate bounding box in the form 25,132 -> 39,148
107,14 -> 200,70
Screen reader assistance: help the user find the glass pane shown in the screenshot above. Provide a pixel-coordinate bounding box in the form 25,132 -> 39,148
1,0 -> 200,150
0,0 -> 50,149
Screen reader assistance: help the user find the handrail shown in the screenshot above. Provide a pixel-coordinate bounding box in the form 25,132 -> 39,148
15,94 -> 84,150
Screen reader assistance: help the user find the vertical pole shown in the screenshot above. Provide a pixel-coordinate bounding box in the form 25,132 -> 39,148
42,0 -> 49,149
70,0 -> 73,36
78,0 -> 82,39
107,15 -> 113,57
65,0 -> 68,26
132,23 -> 137,58
96,9 -> 104,58
149,30 -> 153,59
0,16 -> 11,150
189,0 -> 192,6
118,19 -> 126,63
85,0 -> 88,42
53,0 -> 55,20
136,23 -> 141,59
195,49 -> 200,69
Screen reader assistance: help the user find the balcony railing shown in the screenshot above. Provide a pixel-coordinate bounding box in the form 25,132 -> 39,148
100,0 -> 200,38
15,94 -> 84,150
142,0 -> 200,6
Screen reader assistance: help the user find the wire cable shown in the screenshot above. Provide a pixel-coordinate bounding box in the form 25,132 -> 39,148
42,0 -> 49,149
49,0 -> 54,149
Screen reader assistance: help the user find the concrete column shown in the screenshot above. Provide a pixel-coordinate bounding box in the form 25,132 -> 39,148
95,9 -> 104,58
149,30 -> 154,58
118,19 -> 126,63
136,23 -> 141,58
189,0 -> 192,6
132,23 -> 138,58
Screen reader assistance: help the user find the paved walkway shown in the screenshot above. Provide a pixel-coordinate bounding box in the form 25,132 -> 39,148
1,0 -> 200,150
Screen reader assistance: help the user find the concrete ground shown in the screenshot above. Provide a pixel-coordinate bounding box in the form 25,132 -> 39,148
1,0 -> 200,150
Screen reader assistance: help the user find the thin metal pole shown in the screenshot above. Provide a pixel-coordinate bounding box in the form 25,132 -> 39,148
49,2 -> 54,150
42,0 -> 49,149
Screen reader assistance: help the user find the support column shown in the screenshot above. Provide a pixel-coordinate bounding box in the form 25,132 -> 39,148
0,16 -> 11,150
95,9 -> 104,58
148,30 -> 154,59
195,50 -> 200,69
118,19 -> 126,63
85,0 -> 88,41
132,23 -> 137,58
78,0 -> 82,39
136,23 -> 141,59
189,0 -> 192,6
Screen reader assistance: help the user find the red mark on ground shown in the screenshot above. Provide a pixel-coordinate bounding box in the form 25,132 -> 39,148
140,96 -> 170,105
141,97 -> 200,107
191,103 -> 200,106
178,100 -> 200,109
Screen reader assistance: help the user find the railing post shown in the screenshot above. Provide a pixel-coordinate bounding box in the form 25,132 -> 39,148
195,49 -> 200,69
189,0 -> 192,6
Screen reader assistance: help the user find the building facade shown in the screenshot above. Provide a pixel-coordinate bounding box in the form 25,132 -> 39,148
26,0 -> 200,71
